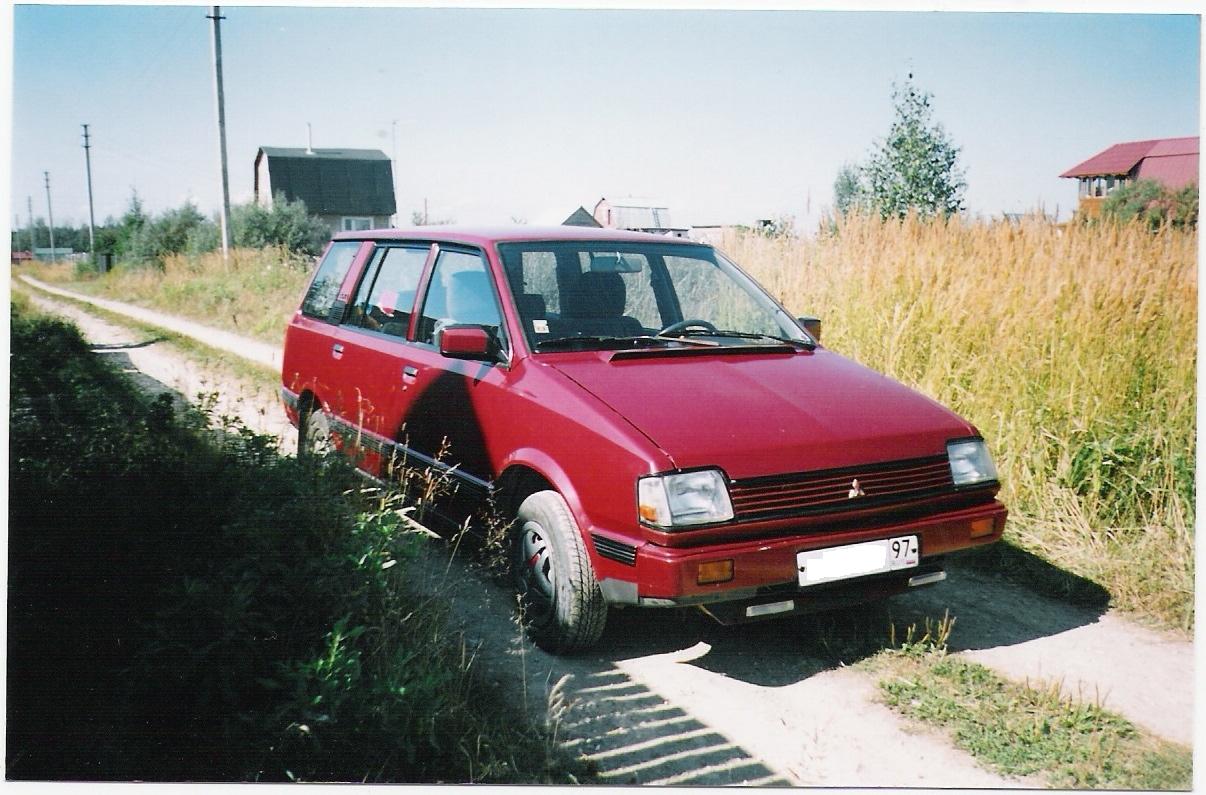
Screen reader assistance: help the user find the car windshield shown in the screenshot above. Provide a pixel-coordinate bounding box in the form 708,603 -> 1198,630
497,241 -> 810,352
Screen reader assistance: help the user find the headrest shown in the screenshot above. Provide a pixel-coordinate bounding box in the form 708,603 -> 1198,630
562,271 -> 626,318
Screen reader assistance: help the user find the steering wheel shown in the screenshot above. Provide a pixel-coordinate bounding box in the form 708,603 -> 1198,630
658,318 -> 718,336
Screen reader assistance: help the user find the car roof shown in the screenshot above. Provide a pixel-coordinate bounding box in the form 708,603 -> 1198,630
332,225 -> 709,247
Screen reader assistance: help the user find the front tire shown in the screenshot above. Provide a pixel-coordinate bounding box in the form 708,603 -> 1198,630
299,403 -> 334,459
514,491 -> 607,653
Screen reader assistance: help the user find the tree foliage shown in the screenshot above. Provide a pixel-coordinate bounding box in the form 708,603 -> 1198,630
1099,179 -> 1198,231
16,192 -> 336,267
833,163 -> 868,216
834,79 -> 966,220
231,193 -> 331,256
125,203 -> 208,265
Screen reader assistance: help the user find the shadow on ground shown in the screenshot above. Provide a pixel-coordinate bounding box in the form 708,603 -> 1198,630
422,517 -> 1113,784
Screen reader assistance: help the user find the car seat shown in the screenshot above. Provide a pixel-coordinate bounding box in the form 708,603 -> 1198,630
559,271 -> 644,338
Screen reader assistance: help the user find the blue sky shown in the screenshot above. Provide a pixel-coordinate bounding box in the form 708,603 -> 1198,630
6,4 -> 1201,232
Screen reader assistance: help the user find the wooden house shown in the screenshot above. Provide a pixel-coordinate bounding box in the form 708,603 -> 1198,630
254,147 -> 396,233
1060,137 -> 1198,218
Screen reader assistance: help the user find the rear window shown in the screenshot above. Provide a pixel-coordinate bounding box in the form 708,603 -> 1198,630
301,241 -> 360,320
346,246 -> 429,338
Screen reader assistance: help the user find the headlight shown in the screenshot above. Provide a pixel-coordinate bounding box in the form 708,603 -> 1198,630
947,438 -> 999,487
638,469 -> 734,528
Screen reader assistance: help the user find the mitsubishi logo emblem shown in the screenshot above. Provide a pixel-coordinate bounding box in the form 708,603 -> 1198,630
848,478 -> 866,499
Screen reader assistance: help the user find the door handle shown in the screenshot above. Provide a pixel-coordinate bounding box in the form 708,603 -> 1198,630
402,365 -> 419,379
331,343 -> 344,360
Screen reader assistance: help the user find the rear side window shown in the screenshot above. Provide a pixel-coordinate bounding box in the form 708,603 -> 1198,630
346,246 -> 429,338
302,241 -> 360,320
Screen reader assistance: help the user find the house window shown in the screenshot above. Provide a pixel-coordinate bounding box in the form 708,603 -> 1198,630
341,216 -> 373,232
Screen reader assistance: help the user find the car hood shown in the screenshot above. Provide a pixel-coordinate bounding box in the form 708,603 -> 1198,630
546,347 -> 976,479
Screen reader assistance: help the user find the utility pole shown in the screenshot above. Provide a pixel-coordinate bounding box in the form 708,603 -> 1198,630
43,172 -> 56,262
391,119 -> 398,227
27,196 -> 34,253
207,6 -> 232,260
82,123 -> 97,265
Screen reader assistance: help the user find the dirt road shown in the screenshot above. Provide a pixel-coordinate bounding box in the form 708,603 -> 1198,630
18,276 -> 1194,786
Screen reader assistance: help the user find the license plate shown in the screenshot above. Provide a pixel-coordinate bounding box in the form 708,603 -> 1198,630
797,535 -> 919,587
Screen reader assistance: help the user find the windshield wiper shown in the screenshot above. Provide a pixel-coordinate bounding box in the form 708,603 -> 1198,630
535,334 -> 720,352
534,335 -> 669,352
678,328 -> 816,350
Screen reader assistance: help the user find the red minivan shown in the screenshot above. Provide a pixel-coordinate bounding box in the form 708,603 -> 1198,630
281,226 -> 1005,652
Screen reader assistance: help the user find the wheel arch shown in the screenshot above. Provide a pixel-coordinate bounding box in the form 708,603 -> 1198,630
494,451 -> 588,533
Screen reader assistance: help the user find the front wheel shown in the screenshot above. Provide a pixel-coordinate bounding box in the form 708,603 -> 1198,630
514,491 -> 607,653
298,403 -> 334,459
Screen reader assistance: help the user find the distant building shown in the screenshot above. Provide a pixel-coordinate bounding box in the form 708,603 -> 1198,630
1060,137 -> 1198,218
562,206 -> 602,227
11,250 -> 33,265
254,147 -> 397,234
593,197 -> 689,238
32,247 -> 76,260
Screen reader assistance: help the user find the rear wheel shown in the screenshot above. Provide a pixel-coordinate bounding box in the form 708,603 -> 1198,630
514,491 -> 607,653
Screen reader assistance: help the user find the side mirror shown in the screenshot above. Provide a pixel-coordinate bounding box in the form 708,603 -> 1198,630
438,325 -> 498,362
798,316 -> 822,343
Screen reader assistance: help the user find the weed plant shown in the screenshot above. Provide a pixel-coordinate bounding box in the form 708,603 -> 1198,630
7,305 -> 580,783
724,216 -> 1195,629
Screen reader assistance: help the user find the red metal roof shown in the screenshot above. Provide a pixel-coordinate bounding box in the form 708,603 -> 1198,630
1060,136 -> 1199,181
1135,152 -> 1200,191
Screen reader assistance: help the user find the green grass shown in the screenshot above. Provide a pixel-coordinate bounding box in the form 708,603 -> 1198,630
21,245 -> 307,345
7,302 -> 587,783
13,277 -> 282,395
865,616 -> 1192,789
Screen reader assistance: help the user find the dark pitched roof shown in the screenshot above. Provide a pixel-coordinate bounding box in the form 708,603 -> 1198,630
257,147 -> 396,216
562,206 -> 603,227
1059,137 -> 1199,180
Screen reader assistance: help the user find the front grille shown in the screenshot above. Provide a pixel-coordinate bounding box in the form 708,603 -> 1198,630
729,455 -> 954,522
592,534 -> 637,566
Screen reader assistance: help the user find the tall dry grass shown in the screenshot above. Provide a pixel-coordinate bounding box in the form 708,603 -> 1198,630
26,247 -> 310,345
724,215 -> 1196,629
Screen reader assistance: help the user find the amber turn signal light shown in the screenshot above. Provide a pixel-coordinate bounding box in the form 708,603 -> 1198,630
697,560 -> 734,585
969,518 -> 996,538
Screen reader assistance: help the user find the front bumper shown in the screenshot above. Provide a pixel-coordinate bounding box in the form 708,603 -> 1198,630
595,499 -> 1006,612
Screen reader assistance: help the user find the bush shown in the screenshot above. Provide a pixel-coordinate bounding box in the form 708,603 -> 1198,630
8,306 -> 579,783
1100,179 -> 1198,230
124,202 -> 209,266
232,193 -> 331,256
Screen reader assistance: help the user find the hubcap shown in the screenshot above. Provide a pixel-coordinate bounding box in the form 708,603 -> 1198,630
520,520 -> 554,601
306,413 -> 334,456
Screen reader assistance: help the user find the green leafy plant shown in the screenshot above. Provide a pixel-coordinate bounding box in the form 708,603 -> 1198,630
835,78 -> 966,220
7,305 -> 586,784
231,193 -> 331,256
1100,179 -> 1198,230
